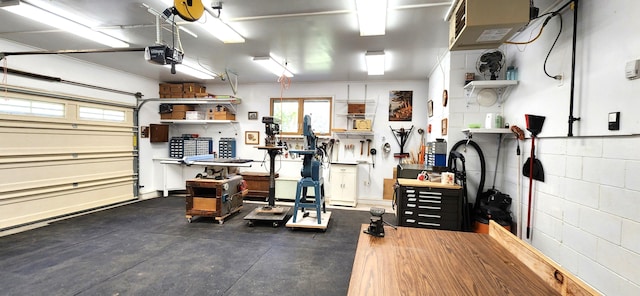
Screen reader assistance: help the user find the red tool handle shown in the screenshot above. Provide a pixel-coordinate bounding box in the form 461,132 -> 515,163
526,136 -> 535,239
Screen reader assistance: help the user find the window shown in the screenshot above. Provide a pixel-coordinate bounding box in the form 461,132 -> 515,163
0,97 -> 64,117
79,106 -> 126,122
270,97 -> 332,135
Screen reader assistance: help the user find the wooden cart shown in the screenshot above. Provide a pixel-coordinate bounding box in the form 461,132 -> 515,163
185,175 -> 246,224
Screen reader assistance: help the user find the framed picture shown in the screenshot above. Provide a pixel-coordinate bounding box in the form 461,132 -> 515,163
245,131 -> 260,145
441,118 -> 448,135
442,90 -> 448,107
389,90 -> 413,121
427,100 -> 434,117
248,111 -> 258,120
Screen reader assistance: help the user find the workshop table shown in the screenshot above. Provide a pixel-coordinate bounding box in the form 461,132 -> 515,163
348,222 -> 599,295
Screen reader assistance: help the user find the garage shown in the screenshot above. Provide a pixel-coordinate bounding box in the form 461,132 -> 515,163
0,0 -> 637,295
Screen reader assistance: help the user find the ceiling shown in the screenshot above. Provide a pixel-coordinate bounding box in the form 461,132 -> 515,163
0,0 -> 453,85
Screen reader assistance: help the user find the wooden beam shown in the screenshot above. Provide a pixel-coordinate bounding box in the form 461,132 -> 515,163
488,220 -> 601,296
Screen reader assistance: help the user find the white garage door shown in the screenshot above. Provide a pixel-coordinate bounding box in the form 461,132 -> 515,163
0,86 -> 136,229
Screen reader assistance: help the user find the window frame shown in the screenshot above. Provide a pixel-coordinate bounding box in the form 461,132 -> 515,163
270,97 -> 333,136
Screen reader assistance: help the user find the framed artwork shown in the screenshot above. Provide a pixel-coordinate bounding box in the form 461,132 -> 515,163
245,131 -> 260,145
427,100 -> 434,117
442,90 -> 449,107
389,90 -> 413,121
248,111 -> 258,120
441,118 -> 448,135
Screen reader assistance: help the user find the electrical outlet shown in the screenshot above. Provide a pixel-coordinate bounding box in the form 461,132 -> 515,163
557,73 -> 564,87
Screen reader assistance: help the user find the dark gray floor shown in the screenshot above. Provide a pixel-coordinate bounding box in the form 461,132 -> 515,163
0,196 -> 394,296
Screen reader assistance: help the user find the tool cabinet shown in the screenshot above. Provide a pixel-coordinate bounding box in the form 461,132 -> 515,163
185,175 -> 245,224
396,178 -> 463,231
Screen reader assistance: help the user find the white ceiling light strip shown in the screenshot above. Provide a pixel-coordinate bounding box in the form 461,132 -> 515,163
2,2 -> 129,48
253,56 -> 293,77
355,0 -> 388,36
365,51 -> 385,75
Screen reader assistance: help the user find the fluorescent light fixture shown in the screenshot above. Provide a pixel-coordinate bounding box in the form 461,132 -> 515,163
355,0 -> 387,36
365,51 -> 385,75
253,56 -> 293,77
202,6 -> 245,43
165,62 -> 217,80
2,2 -> 129,48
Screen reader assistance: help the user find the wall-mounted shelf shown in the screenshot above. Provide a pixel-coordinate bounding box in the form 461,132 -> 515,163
333,131 -> 375,138
464,80 -> 518,107
461,128 -> 512,136
160,119 -> 236,124
140,97 -> 242,114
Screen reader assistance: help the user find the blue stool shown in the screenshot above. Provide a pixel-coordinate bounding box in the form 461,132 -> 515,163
292,176 -> 325,224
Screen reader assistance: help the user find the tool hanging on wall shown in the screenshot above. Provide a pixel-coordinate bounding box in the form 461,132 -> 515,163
523,114 -> 546,239
370,148 -> 377,168
389,125 -> 414,159
360,140 -> 365,155
510,125 -> 525,238
366,139 -> 372,156
417,128 -> 425,164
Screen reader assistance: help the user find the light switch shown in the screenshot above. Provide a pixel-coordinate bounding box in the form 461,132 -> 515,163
608,112 -> 620,131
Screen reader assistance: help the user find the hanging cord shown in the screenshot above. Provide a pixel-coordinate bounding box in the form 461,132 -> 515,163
543,13 -> 563,80
277,71 -> 291,143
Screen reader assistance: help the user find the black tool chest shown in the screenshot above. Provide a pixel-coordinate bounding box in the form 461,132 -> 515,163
396,180 -> 463,231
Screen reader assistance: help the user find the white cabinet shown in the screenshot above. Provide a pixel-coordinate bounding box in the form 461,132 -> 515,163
329,163 -> 358,207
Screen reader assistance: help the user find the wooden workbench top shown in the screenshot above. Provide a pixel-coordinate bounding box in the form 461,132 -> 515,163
396,178 -> 462,189
348,225 -> 558,295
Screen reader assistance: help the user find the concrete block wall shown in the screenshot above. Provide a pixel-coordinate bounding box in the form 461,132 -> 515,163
501,136 -> 640,295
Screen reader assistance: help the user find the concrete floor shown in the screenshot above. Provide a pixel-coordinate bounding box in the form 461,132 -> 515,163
0,196 -> 395,296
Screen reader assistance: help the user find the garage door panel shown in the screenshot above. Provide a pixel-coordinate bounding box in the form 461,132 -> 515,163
0,85 -> 136,229
0,158 -> 134,193
0,181 -> 134,229
0,128 -> 132,156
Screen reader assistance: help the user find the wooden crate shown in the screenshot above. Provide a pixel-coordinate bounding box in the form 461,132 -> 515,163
348,103 -> 366,114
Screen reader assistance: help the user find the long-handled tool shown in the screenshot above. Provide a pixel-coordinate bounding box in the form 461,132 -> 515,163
366,139 -> 371,156
360,140 -> 365,155
510,125 -> 525,238
523,115 -> 545,239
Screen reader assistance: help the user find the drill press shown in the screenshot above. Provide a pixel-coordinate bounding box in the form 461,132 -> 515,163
262,116 -> 280,146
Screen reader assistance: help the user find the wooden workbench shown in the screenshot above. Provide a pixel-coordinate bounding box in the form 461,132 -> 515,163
348,221 -> 600,295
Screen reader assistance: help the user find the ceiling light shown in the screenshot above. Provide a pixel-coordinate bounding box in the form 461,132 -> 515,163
201,5 -> 245,43
253,56 -> 293,77
165,61 -> 217,80
365,51 -> 385,75
355,0 -> 387,36
1,2 -> 129,48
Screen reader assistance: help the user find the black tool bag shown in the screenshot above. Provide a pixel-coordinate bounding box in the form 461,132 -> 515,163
475,189 -> 512,223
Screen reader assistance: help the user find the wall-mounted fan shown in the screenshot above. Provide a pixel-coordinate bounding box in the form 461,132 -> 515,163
476,50 -> 505,80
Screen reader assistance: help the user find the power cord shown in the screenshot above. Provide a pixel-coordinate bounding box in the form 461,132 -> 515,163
543,12 -> 563,80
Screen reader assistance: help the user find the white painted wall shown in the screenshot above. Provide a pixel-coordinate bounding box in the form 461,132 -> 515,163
434,1 -> 640,295
169,80 -> 429,203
